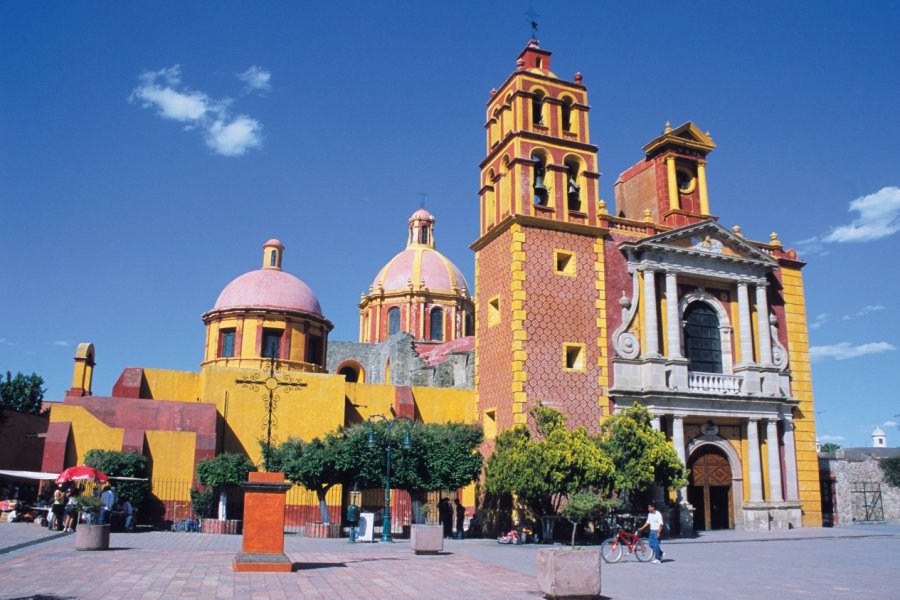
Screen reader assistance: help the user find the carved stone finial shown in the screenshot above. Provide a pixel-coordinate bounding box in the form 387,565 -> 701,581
664,121 -> 672,133
732,225 -> 743,237
706,131 -> 712,138
619,291 -> 631,309
643,208 -> 653,222
516,58 -> 526,71
770,232 -> 782,247
598,199 -> 608,214
574,72 -> 583,85
489,87 -> 497,97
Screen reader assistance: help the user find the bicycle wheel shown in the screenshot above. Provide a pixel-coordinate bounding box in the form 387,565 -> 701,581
634,539 -> 654,562
601,538 -> 623,563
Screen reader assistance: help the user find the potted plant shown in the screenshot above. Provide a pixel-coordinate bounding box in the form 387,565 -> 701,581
410,502 -> 444,554
73,495 -> 109,551
536,492 -> 605,599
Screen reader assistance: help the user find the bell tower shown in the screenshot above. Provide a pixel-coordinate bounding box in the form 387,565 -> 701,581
473,40 -> 608,437
478,39 -> 600,233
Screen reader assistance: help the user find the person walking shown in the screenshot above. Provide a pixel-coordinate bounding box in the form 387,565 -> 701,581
454,499 -> 465,540
99,484 -> 117,526
438,498 -> 453,539
638,502 -> 665,563
50,487 -> 65,532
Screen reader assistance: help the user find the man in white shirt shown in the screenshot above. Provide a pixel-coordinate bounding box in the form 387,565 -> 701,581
638,502 -> 665,563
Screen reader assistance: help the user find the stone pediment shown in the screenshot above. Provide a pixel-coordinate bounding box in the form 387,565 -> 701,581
642,121 -> 716,155
620,220 -> 777,268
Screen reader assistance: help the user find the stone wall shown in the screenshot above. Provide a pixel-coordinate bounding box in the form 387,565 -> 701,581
821,452 -> 900,524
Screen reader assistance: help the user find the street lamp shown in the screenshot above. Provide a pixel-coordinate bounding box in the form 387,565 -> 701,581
366,414 -> 413,542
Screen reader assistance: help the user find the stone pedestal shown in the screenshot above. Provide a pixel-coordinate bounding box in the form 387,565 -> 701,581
410,524 -> 443,554
75,523 -> 110,551
233,472 -> 293,572
537,547 -> 601,599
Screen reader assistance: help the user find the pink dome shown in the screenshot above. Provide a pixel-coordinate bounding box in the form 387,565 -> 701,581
214,269 -> 322,315
409,208 -> 434,221
372,247 -> 468,293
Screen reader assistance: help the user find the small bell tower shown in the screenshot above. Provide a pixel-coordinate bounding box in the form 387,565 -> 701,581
478,39 -> 600,235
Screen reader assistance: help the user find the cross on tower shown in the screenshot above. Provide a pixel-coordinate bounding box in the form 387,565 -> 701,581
235,354 -> 307,470
525,7 -> 540,40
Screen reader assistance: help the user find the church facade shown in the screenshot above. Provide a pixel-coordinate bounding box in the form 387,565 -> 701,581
41,39 -> 820,533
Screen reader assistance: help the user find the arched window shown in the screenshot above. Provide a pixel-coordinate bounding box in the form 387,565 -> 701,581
430,308 -> 444,341
532,152 -> 548,206
565,159 -> 582,212
562,97 -> 573,132
464,310 -> 475,336
684,303 -> 723,373
388,307 -> 401,336
270,250 -> 277,267
532,90 -> 545,126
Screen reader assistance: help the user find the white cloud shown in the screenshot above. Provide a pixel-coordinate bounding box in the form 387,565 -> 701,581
823,187 -> 900,243
237,66 -> 271,93
818,435 -> 845,442
810,341 -> 896,362
883,420 -> 898,428
131,66 -> 210,122
50,340 -> 70,347
810,313 -> 830,330
205,116 -> 263,157
842,305 -> 886,321
130,65 -> 264,157
0,338 -> 11,345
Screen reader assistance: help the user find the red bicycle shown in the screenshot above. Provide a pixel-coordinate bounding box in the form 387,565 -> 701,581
600,526 -> 654,563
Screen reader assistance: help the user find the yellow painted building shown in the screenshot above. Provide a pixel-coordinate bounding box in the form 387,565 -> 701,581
42,38 -> 821,534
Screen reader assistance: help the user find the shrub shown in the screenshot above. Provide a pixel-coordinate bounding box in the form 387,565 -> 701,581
881,456 -> 900,488
190,488 -> 218,519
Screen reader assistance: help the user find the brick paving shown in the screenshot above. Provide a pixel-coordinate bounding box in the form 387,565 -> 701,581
1,522 -> 899,599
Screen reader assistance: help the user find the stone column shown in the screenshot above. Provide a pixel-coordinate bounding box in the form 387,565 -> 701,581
782,416 -> 799,501
697,162 -> 710,215
672,416 -> 688,502
766,420 -> 784,502
737,282 -> 755,366
650,416 -> 665,504
746,419 -> 763,502
643,269 -> 660,356
665,156 -> 679,211
755,284 -> 773,366
665,271 -> 682,359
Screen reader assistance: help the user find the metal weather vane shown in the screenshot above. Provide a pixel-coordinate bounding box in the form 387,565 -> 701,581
235,353 -> 307,470
525,7 -> 540,40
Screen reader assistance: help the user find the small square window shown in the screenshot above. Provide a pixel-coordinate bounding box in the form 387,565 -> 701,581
262,328 -> 283,359
488,296 -> 501,327
563,343 -> 586,372
554,250 -> 576,276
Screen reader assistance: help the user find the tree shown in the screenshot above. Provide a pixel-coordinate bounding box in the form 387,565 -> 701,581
599,404 -> 688,499
0,371 -> 46,415
559,491 -> 615,548
881,456 -> 900,488
484,407 -> 616,518
820,443 -> 841,453
392,422 -> 484,493
83,449 -> 150,508
195,453 -> 256,520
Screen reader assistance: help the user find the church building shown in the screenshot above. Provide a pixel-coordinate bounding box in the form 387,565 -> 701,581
41,38 -> 820,533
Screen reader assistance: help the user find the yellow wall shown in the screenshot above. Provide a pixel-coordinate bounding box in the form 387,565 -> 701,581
50,405 -> 124,464
781,266 -> 822,526
411,387 -> 478,424
145,430 -> 197,501
142,368 -> 201,402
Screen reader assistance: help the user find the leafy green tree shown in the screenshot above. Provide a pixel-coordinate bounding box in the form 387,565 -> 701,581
881,456 -> 900,488
484,407 -> 616,518
0,371 -> 46,415
392,422 -> 484,493
599,404 -> 688,497
195,453 -> 256,520
560,491 -> 616,548
820,442 -> 841,453
83,449 -> 150,508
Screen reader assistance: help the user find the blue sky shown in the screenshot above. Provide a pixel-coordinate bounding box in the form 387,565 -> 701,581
1,1 -> 898,448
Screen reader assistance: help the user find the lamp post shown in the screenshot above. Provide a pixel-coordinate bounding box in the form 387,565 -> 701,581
366,414 -> 413,542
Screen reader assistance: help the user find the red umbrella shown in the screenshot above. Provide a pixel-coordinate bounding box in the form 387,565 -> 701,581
55,466 -> 109,485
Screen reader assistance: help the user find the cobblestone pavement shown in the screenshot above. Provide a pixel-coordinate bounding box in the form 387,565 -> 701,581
1,522 -> 898,599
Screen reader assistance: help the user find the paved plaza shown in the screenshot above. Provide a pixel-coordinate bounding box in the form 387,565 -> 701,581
1,522 -> 898,599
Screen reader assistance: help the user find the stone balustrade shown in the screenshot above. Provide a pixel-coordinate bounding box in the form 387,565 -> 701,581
688,371 -> 742,395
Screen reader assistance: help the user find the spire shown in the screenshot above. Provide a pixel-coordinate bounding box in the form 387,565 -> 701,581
407,209 -> 436,248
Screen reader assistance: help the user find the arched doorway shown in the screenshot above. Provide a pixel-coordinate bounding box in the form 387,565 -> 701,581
688,446 -> 734,530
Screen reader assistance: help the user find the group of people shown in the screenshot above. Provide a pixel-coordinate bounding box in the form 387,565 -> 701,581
437,497 -> 467,540
49,485 -> 82,531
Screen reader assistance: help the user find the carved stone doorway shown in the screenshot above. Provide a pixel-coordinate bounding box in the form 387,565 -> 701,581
688,446 -> 734,530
